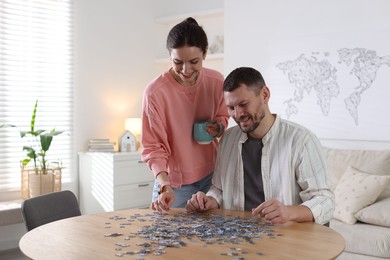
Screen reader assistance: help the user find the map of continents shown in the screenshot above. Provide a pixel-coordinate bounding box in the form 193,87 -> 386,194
276,48 -> 390,125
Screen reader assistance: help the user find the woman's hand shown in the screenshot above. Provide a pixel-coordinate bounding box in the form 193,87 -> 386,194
151,185 -> 175,212
205,121 -> 223,137
152,171 -> 175,212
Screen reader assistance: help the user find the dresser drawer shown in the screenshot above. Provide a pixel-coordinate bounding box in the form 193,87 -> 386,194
114,162 -> 154,185
114,182 -> 153,209
79,152 -> 155,214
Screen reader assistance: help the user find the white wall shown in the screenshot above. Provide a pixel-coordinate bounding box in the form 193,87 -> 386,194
73,0 -> 157,195
73,1 -> 224,190
73,0 -> 224,151
224,0 -> 390,149
74,0 -> 156,153
154,0 -> 223,17
74,0 -> 224,152
1,1 -> 225,252
225,0 -> 390,71
73,0 -> 390,196
5,0 -> 390,252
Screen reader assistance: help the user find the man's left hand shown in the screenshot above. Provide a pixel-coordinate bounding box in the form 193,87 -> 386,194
252,198 -> 290,224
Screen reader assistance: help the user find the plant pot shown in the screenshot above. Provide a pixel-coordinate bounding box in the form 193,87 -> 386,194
21,167 -> 62,199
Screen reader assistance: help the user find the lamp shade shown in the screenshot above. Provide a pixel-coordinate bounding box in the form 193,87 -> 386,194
125,117 -> 142,136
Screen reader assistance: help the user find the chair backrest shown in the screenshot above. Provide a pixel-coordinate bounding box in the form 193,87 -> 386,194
21,190 -> 81,231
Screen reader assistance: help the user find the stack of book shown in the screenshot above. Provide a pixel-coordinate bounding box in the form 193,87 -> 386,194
88,139 -> 116,152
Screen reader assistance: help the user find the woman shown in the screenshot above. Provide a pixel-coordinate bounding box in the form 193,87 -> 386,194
141,17 -> 229,211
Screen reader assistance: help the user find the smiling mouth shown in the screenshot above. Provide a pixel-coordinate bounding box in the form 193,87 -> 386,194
181,74 -> 193,79
238,116 -> 250,123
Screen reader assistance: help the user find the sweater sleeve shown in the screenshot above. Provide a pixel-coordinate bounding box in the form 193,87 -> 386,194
141,91 -> 170,177
215,95 -> 229,134
210,71 -> 229,135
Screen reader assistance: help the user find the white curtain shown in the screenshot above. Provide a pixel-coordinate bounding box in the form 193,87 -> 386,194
0,0 -> 73,200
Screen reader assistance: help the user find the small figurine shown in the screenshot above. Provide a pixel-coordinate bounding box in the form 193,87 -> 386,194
119,130 -> 137,152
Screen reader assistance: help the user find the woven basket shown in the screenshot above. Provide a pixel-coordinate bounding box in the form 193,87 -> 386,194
21,167 -> 62,199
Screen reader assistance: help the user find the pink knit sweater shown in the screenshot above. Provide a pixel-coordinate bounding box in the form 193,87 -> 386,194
141,68 -> 229,188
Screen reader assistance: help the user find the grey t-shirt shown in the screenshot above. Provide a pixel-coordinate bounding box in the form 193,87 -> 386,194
242,134 -> 265,211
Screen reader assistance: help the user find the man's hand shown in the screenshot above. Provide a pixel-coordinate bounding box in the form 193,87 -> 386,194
252,198 -> 314,224
185,191 -> 219,212
151,186 -> 175,212
252,199 -> 291,224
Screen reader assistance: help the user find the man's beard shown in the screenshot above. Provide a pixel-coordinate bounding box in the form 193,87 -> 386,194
236,111 -> 264,134
245,122 -> 260,133
236,116 -> 260,133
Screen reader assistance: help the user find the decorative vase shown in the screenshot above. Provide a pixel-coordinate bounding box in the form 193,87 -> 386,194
21,167 -> 62,199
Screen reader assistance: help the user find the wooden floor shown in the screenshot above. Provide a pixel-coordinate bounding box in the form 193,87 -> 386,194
0,248 -> 28,260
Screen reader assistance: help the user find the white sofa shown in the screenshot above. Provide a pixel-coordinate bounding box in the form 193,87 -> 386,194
323,148 -> 390,260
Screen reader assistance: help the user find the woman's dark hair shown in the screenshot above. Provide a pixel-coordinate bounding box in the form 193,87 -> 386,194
224,67 -> 266,95
166,17 -> 208,54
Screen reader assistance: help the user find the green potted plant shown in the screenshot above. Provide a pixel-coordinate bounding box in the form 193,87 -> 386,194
0,100 -> 64,199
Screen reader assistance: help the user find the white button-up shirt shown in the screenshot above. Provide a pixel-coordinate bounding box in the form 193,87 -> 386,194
207,115 -> 334,224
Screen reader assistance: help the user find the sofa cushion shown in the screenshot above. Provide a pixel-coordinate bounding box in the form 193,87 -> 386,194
330,219 -> 390,258
362,152 -> 390,201
333,166 -> 390,224
336,251 -> 389,260
354,198 -> 390,227
323,148 -> 390,201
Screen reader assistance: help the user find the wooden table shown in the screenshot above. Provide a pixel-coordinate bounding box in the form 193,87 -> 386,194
19,208 -> 344,259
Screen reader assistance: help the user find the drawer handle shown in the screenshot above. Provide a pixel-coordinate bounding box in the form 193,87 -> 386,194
138,183 -> 150,187
138,160 -> 146,164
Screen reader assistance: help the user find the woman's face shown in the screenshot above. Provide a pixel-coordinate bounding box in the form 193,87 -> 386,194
170,46 -> 206,86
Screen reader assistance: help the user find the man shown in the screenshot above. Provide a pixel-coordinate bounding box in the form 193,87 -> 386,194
185,67 -> 334,225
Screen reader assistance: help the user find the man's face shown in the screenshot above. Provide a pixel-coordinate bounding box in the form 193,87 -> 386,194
224,84 -> 266,134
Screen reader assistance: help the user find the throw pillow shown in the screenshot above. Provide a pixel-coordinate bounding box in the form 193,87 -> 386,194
358,152 -> 390,201
354,198 -> 390,227
333,166 -> 390,224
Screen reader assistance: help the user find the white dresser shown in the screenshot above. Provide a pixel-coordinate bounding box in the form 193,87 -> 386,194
78,152 -> 154,215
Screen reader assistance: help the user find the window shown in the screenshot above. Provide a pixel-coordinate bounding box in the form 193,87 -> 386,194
0,0 -> 73,200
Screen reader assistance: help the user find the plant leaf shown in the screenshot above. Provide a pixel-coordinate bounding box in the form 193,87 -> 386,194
31,100 -> 38,132
0,124 -> 16,128
22,146 -> 35,153
23,146 -> 37,159
21,158 -> 31,166
40,134 -> 53,152
47,129 -> 64,136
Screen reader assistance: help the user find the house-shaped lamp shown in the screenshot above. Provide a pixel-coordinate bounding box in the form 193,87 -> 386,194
119,130 -> 137,152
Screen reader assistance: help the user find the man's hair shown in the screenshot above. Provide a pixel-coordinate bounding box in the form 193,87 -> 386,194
223,67 -> 266,95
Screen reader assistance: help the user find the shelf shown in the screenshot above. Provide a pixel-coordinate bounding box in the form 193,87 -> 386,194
155,8 -> 224,25
154,53 -> 224,64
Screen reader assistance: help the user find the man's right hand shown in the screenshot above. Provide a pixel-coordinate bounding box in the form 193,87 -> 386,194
185,191 -> 219,212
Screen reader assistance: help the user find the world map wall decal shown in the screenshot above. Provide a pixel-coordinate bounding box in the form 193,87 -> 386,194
276,48 -> 390,126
